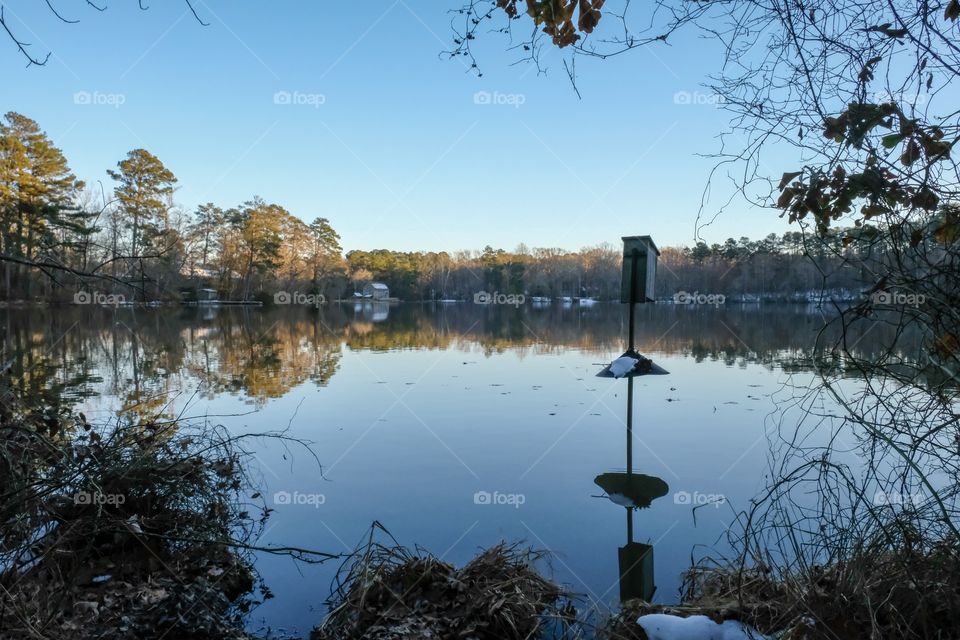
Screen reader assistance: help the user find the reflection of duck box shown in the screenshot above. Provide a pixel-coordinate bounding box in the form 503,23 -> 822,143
619,542 -> 655,602
595,472 -> 670,509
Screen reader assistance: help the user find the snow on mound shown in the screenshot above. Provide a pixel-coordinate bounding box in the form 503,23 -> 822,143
609,356 -> 640,378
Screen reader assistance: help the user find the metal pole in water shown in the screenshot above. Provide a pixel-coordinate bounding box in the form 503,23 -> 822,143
627,376 -> 634,473
628,248 -> 638,352
626,247 -> 637,543
626,248 -> 638,474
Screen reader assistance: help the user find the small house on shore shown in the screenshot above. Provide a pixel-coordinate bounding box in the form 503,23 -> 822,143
197,288 -> 219,304
362,282 -> 389,300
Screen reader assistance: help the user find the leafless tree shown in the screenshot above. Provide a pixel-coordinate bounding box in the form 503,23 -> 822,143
0,0 -> 207,67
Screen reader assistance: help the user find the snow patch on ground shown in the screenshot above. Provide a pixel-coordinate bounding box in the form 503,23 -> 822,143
636,614 -> 772,640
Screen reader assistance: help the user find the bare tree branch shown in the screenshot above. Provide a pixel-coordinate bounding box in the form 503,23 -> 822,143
0,0 -> 208,66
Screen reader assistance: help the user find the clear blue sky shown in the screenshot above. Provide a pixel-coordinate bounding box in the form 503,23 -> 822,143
3,1 -> 794,252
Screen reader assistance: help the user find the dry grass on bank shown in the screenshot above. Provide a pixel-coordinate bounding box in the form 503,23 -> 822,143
311,523 -> 575,640
600,532 -> 959,640
0,380 -> 333,640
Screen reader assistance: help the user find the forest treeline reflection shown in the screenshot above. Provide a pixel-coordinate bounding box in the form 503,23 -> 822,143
0,303 -> 898,412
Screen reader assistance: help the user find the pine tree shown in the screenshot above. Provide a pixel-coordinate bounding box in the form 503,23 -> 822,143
188,202 -> 226,274
107,149 -> 177,296
0,112 -> 86,299
307,217 -> 343,288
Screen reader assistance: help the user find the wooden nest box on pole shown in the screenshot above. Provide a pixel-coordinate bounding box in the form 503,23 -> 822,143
620,236 -> 659,304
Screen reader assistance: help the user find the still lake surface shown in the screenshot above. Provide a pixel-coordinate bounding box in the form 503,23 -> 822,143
1,302 -> 886,636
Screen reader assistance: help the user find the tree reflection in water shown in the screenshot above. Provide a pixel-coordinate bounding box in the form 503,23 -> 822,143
0,303 -> 904,418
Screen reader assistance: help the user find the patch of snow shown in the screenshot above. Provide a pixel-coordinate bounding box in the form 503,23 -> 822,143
636,614 -> 772,640
609,356 -> 639,378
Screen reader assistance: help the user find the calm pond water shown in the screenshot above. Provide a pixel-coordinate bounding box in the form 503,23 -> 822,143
0,302 -> 888,636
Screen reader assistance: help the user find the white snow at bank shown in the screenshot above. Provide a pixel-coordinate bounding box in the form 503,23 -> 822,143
636,614 -> 773,640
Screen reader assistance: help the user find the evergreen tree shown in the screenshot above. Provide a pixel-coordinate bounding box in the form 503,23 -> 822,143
107,149 -> 177,293
0,112 -> 87,299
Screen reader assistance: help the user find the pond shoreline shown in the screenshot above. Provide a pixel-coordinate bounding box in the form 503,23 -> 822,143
2,305 -> 952,639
